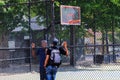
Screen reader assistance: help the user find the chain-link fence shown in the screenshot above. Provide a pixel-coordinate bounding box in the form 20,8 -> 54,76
0,0 -> 120,80
0,0 -> 50,73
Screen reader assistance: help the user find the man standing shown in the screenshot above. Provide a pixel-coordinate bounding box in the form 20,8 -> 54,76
44,39 -> 68,80
32,40 -> 47,80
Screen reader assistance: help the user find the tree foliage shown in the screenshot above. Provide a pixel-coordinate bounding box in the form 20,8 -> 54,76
0,0 -> 120,67
0,0 -> 120,44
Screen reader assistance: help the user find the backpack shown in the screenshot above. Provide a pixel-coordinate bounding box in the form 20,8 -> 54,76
50,47 -> 61,66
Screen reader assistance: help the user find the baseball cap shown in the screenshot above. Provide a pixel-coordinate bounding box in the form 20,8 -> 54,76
52,38 -> 58,45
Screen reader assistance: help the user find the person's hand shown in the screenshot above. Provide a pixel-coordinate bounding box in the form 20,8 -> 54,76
62,41 -> 67,48
62,41 -> 69,56
31,43 -> 35,49
31,43 -> 36,60
44,64 -> 46,68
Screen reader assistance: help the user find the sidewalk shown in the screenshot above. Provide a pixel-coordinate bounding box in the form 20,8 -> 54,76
0,63 -> 120,80
59,63 -> 120,71
57,64 -> 120,80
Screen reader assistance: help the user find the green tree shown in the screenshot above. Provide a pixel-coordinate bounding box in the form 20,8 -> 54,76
0,0 -> 28,68
0,0 -> 120,67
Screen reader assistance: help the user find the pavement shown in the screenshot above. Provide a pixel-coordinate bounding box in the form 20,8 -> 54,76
0,63 -> 120,80
57,64 -> 120,80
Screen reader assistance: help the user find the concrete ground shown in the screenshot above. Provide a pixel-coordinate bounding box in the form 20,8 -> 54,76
0,63 -> 120,80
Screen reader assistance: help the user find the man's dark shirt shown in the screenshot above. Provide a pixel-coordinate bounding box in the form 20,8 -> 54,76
36,48 -> 46,67
46,46 -> 66,67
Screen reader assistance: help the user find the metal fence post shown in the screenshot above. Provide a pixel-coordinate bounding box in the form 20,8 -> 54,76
70,26 -> 76,66
112,4 -> 116,63
28,0 -> 32,72
51,0 -> 55,39
93,18 -> 96,64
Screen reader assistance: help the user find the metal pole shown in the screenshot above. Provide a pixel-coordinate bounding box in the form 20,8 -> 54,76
51,0 -> 55,39
112,20 -> 115,63
112,4 -> 116,63
28,0 -> 32,72
70,26 -> 76,66
93,17 -> 96,64
45,1 -> 49,40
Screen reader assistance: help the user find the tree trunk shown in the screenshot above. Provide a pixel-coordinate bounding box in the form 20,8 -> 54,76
0,34 -> 9,68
